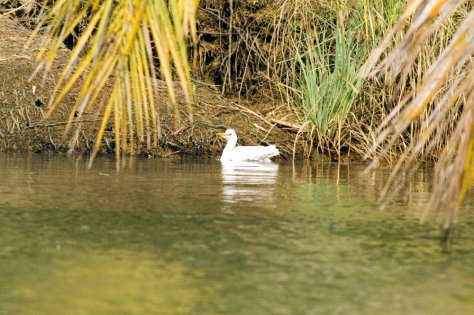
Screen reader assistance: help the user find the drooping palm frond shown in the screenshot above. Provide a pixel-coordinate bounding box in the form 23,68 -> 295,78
362,0 -> 474,237
27,0 -> 199,167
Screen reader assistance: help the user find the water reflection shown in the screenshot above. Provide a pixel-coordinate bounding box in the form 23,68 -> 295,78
220,161 -> 279,207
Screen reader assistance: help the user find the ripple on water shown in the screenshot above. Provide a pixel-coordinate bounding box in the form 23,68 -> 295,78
0,154 -> 473,314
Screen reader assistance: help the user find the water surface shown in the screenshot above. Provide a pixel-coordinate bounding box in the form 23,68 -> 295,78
0,153 -> 473,314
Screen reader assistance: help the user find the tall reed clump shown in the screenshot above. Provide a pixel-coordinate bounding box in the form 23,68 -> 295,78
269,0 -> 403,155
293,26 -> 363,150
28,0 -> 198,167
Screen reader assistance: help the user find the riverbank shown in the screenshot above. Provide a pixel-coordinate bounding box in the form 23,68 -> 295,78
2,0 -> 471,164
0,16 -> 311,160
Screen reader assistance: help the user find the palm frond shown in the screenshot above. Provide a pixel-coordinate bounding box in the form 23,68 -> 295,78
28,0 -> 198,166
363,0 -> 474,237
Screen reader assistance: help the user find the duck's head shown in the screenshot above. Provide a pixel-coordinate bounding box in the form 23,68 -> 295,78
216,129 -> 237,141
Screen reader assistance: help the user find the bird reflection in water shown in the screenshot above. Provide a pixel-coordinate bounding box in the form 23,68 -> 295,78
220,161 -> 279,210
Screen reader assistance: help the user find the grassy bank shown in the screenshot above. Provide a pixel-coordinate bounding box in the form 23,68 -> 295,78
267,0 -> 403,157
196,0 -> 471,159
1,0 -> 471,161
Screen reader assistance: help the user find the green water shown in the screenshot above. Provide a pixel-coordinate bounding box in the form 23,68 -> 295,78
0,153 -> 473,314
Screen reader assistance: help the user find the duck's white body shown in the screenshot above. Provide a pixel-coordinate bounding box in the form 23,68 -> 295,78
217,129 -> 279,162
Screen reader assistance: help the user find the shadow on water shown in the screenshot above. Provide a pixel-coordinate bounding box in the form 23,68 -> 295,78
0,153 -> 473,314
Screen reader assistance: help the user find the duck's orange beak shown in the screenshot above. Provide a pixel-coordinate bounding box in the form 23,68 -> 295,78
216,132 -> 230,137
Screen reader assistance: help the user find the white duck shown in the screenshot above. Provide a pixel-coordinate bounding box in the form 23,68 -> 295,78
216,129 -> 279,162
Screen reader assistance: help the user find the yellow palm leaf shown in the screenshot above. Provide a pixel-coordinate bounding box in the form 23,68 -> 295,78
30,0 -> 199,167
